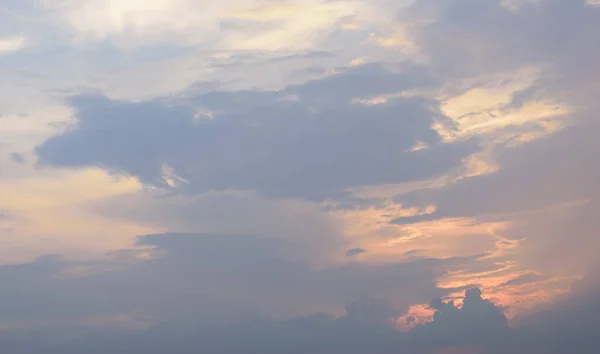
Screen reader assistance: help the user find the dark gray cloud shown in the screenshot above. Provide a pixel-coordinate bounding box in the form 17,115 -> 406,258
36,64 -> 476,200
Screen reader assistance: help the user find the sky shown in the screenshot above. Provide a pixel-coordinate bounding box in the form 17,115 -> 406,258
1,0 -> 600,353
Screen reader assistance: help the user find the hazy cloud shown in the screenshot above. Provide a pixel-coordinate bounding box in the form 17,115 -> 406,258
5,283 -> 597,354
2,0 -> 600,352
0,232 -> 455,331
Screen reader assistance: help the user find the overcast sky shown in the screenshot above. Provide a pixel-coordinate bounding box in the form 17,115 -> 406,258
1,0 -> 600,353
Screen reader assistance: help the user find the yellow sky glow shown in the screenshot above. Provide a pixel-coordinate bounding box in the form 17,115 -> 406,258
0,168 -> 155,264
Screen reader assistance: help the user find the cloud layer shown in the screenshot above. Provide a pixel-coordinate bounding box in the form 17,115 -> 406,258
1,0 -> 600,352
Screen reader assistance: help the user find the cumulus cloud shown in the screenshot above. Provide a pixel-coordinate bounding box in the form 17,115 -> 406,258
413,288 -> 509,344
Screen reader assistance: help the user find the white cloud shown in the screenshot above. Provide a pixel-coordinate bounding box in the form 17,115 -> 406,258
23,0 -> 393,100
41,0 -> 367,51
368,26 -> 421,58
41,0 -> 218,43
500,0 -> 540,11
434,67 -> 569,142
0,36 -> 26,54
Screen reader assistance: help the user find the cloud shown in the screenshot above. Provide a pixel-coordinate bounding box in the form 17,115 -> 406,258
392,211 -> 441,225
9,152 -> 25,164
406,0 -> 600,100
2,1 -> 600,352
36,64 -> 476,201
413,288 -> 509,344
518,263 -> 600,333
41,0 -> 367,51
393,109 -> 600,277
365,0 -> 600,303
22,1 -> 599,322
346,248 -> 367,257
85,188 -> 346,266
0,36 -> 26,54
0,0 -> 410,103
7,284 -> 594,354
499,263 -> 600,353
0,232 -> 457,337
0,238 -> 597,354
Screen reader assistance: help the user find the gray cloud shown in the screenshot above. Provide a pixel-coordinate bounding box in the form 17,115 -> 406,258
346,248 -> 367,256
5,0 -> 600,352
409,0 -> 600,88
0,233 -> 458,332
387,0 -> 600,276
519,263 -> 600,333
412,288 -> 508,345
0,234 -> 598,353
391,211 -> 441,225
12,282 -> 600,354
9,152 -> 25,164
394,105 -> 600,275
36,64 -> 476,201
397,110 -> 599,215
